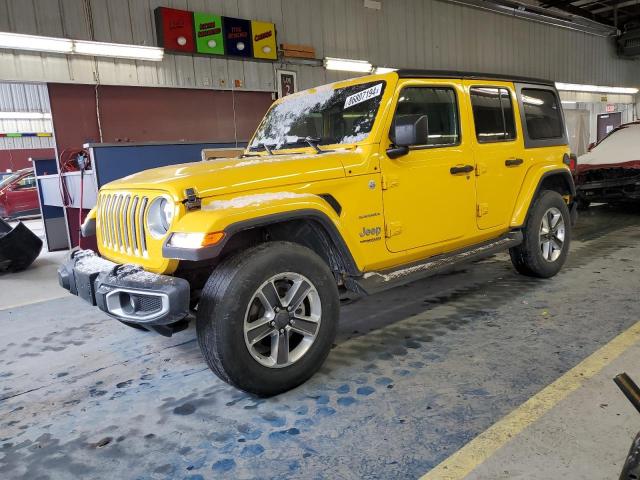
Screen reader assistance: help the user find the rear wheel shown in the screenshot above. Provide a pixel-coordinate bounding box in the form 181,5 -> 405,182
196,241 -> 339,396
510,190 -> 571,278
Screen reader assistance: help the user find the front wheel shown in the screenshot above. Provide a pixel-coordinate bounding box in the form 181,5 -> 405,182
196,241 -> 339,396
510,190 -> 571,278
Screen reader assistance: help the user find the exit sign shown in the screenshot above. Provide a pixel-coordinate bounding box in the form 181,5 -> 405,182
606,104 -> 616,113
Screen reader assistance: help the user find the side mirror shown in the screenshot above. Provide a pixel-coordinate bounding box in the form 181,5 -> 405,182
387,115 -> 429,159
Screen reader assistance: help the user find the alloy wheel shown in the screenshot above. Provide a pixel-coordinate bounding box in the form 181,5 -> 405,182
243,272 -> 321,368
539,207 -> 565,262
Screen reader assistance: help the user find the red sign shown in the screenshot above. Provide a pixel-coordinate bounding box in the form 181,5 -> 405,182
606,104 -> 616,113
155,7 -> 195,53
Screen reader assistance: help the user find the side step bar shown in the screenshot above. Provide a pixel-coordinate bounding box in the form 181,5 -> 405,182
349,231 -> 523,295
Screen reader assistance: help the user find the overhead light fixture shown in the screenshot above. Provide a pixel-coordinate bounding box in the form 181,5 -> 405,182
74,40 -> 164,61
522,95 -> 544,106
324,57 -> 373,73
0,112 -> 52,120
555,82 -> 638,95
0,31 -> 164,62
0,32 -> 72,54
374,67 -> 397,74
561,100 -> 577,105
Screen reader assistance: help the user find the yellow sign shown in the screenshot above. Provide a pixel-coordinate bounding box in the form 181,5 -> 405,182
251,21 -> 277,60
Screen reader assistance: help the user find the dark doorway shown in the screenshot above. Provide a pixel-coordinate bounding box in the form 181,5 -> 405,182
597,112 -> 622,141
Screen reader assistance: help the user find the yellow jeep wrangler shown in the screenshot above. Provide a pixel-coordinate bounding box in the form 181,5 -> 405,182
59,70 -> 576,395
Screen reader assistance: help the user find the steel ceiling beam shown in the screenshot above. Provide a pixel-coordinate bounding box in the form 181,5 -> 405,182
539,0 -> 616,25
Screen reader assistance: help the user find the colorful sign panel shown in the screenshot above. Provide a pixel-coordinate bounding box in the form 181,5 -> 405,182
154,7 -> 195,53
154,7 -> 277,61
251,21 -> 277,60
222,17 -> 253,58
0,133 -> 52,138
194,12 -> 224,55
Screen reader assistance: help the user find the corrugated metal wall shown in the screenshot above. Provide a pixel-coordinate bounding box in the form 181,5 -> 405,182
0,0 -> 638,91
0,82 -> 54,149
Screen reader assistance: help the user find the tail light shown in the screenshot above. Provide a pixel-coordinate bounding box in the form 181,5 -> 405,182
564,153 -> 577,173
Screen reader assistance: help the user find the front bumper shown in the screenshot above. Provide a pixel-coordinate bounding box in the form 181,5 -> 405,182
57,250 -> 190,329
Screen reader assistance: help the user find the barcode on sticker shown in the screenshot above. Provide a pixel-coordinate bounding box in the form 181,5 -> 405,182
344,83 -> 382,109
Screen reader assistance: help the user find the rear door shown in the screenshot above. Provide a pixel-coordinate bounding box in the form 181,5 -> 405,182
465,81 -> 526,230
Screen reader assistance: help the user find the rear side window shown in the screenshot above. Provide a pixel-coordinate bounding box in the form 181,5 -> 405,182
470,87 -> 516,142
393,87 -> 460,147
521,88 -> 563,140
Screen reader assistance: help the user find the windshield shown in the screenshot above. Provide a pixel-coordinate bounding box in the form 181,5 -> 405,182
250,80 -> 387,151
0,173 -> 19,189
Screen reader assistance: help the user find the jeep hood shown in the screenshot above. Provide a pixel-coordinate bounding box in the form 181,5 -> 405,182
103,151 -> 354,199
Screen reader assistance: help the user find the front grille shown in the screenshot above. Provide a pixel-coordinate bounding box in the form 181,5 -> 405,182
98,192 -> 149,257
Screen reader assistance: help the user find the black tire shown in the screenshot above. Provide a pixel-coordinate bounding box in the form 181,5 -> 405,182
196,241 -> 339,396
509,190 -> 571,278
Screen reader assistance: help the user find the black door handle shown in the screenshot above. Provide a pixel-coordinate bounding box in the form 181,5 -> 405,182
505,158 -> 524,167
450,164 -> 474,175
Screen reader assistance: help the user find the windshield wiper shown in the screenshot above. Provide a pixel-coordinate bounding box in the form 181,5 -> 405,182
303,136 -> 323,154
258,142 -> 274,155
274,136 -> 326,154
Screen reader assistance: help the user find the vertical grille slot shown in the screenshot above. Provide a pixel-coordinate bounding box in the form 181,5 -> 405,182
138,197 -> 148,255
109,194 -> 117,249
105,194 -> 114,247
114,195 -> 123,250
122,195 -> 131,252
130,196 -> 139,254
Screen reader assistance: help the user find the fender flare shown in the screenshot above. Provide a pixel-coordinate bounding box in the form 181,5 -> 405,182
511,168 -> 576,227
163,208 -> 361,275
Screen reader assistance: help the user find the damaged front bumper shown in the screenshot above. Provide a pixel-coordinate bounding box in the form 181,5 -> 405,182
57,250 -> 190,335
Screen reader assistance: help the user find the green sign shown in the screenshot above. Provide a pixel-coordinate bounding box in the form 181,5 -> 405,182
194,12 -> 224,55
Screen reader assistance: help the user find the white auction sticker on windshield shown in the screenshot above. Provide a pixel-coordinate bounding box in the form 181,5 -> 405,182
344,83 -> 382,109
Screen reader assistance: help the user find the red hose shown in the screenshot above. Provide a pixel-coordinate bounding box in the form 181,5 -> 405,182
78,168 -> 84,249
57,148 -> 90,248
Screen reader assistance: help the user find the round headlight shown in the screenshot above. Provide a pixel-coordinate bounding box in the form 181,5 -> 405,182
147,196 -> 174,239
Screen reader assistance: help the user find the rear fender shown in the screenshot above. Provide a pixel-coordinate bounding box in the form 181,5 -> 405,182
511,165 -> 575,227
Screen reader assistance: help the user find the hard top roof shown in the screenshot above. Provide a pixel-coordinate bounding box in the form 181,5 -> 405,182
396,69 -> 555,87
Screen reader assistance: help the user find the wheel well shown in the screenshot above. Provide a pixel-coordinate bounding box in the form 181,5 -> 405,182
217,217 -> 359,278
538,171 -> 575,198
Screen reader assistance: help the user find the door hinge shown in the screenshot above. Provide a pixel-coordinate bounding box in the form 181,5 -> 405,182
385,221 -> 403,237
477,203 -> 489,217
381,174 -> 399,190
475,162 -> 487,176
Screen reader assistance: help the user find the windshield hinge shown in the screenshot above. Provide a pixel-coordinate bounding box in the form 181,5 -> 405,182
381,174 -> 399,190
385,221 -> 403,237
184,188 -> 201,210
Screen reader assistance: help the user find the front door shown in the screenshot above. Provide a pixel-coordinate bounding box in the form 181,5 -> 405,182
465,81 -> 527,230
7,173 -> 37,214
381,80 -> 477,253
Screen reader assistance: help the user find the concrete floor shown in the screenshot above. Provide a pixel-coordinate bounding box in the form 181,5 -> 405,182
1,206 -> 640,479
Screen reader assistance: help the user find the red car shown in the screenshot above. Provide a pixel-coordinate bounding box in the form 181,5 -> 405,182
0,168 -> 40,219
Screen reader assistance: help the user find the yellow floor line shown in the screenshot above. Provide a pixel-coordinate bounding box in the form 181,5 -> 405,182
420,320 -> 640,480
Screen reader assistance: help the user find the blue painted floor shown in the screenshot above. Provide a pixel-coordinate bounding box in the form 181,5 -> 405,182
1,206 -> 639,479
